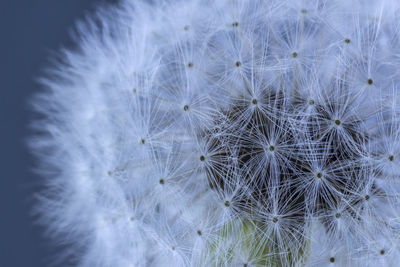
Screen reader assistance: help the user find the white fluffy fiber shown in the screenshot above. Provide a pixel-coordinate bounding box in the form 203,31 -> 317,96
31,0 -> 400,266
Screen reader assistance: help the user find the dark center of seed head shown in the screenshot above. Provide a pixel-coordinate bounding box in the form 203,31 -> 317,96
252,98 -> 258,105
334,119 -> 341,126
187,62 -> 193,68
197,230 -> 202,236
269,145 -> 275,152
330,257 -> 335,263
224,201 -> 230,207
200,155 -> 205,161
159,179 -> 165,185
389,155 -> 394,161
140,138 -> 145,144
316,172 -> 323,178
308,99 -> 315,105
344,38 -> 351,43
335,213 -> 341,219
235,61 -> 241,67
365,195 -> 370,201
183,105 -> 189,111
367,78 -> 373,85
272,217 -> 278,223
380,249 -> 385,255
292,52 -> 298,58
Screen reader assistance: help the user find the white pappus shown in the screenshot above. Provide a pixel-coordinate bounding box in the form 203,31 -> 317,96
30,0 -> 400,266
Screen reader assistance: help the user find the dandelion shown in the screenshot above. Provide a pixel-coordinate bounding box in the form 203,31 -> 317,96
30,0 -> 400,266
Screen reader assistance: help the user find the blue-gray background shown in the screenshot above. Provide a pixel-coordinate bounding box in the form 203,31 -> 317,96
0,1 -> 116,266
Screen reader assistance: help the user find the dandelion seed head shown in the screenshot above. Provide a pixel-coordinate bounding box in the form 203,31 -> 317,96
30,0 -> 400,266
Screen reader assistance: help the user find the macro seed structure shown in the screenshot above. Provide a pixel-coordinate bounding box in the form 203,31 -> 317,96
31,0 -> 400,266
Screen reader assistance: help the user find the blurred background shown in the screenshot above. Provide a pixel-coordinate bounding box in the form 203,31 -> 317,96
0,0 -> 116,266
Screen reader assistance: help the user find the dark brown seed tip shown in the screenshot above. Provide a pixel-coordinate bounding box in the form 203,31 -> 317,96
367,78 -> 373,85
330,257 -> 335,263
